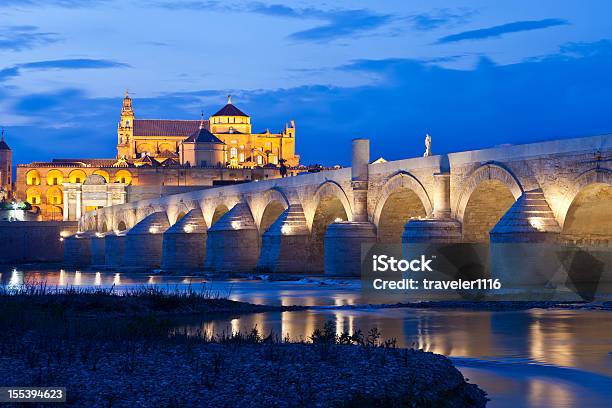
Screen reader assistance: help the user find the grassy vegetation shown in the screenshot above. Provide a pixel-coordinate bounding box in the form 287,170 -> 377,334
0,282 -> 288,318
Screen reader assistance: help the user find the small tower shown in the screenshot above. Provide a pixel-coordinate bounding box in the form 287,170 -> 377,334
0,128 -> 12,195
117,89 -> 135,159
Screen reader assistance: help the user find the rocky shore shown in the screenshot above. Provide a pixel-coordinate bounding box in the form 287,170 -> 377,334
0,337 -> 486,407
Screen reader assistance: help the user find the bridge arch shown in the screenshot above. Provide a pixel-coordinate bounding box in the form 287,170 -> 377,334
455,162 -> 523,222
253,188 -> 290,233
455,163 -> 523,243
167,201 -> 193,225
136,205 -> 158,224
115,209 -> 136,231
372,171 -> 432,242
209,203 -> 231,228
308,181 -> 352,271
309,180 -> 353,229
559,168 -> 612,245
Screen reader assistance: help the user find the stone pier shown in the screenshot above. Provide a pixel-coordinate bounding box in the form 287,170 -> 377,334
105,231 -> 127,267
490,189 -> 562,289
325,139 -> 377,276
123,211 -> 170,270
90,232 -> 107,267
161,208 -> 207,271
63,232 -> 93,268
257,204 -> 310,273
324,222 -> 377,276
205,201 -> 259,272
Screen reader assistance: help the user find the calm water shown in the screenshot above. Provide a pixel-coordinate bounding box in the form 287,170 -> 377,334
2,269 -> 611,408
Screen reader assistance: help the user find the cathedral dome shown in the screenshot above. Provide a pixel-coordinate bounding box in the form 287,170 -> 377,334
211,95 -> 249,117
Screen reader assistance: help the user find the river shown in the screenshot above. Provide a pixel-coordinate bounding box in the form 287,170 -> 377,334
1,268 -> 611,407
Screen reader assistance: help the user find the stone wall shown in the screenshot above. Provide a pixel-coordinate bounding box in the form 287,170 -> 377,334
0,221 -> 78,264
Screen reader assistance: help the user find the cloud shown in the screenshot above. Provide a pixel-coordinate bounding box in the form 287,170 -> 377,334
14,89 -> 86,113
0,58 -> 131,83
0,67 -> 20,81
0,0 -> 107,7
150,1 -> 224,10
287,9 -> 393,42
0,26 -> 60,51
437,18 -> 569,43
248,3 -> 302,18
409,9 -> 475,31
19,59 -> 131,70
152,2 -> 393,42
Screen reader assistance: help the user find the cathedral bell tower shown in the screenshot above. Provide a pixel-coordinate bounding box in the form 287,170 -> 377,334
117,90 -> 135,159
0,128 -> 12,196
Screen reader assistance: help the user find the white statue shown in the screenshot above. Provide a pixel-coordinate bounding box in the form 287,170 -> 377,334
423,134 -> 432,157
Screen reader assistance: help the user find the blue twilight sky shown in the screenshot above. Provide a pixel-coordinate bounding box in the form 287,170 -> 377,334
1,0 -> 611,166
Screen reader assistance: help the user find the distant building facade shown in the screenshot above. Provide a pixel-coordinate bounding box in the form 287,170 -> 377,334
15,93 -> 301,221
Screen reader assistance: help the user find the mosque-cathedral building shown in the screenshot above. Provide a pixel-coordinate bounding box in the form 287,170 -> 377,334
13,93 -> 300,221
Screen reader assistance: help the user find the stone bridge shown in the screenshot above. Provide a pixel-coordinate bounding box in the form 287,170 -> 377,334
69,134 -> 611,279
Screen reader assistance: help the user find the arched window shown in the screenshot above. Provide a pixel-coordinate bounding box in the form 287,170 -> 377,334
26,187 -> 41,205
46,186 -> 63,205
69,169 -> 87,184
26,170 -> 41,186
46,170 -> 64,186
230,147 -> 237,158
115,170 -> 132,185
93,169 -> 110,183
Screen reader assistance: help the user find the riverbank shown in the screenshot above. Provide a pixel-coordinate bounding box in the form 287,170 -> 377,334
0,287 -> 487,407
0,284 -> 303,318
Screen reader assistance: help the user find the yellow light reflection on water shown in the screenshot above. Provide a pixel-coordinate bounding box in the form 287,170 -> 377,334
528,377 -> 576,407
8,269 -> 22,289
528,310 -> 575,368
113,273 -> 121,286
58,270 -> 66,286
74,271 -> 82,286
94,272 -> 101,286
230,318 -> 240,335
335,312 -> 355,337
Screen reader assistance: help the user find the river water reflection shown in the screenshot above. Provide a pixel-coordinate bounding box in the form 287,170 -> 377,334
2,269 -> 611,407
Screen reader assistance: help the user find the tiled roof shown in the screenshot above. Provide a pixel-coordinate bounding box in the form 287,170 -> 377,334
161,157 -> 181,167
157,150 -> 179,158
211,104 -> 249,117
52,158 -> 117,166
133,119 -> 209,137
184,128 -> 225,144
134,155 -> 161,167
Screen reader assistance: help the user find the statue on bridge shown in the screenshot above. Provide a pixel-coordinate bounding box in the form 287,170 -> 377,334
423,134 -> 432,157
